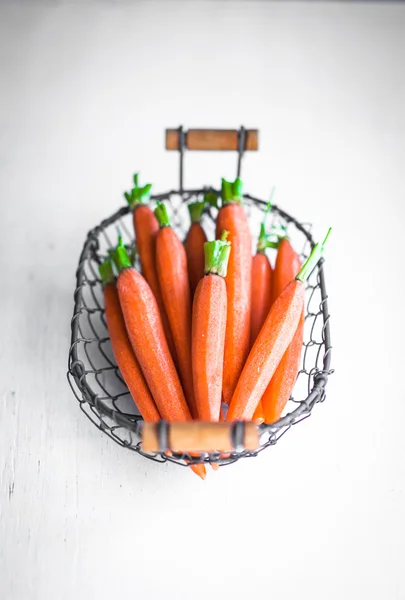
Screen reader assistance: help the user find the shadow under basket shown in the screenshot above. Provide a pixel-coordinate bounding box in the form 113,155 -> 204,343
67,188 -> 332,468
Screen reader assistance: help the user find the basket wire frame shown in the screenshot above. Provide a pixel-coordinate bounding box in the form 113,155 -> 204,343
67,189 -> 332,467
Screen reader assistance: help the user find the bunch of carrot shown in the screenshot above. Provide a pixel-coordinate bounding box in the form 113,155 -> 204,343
100,173 -> 330,478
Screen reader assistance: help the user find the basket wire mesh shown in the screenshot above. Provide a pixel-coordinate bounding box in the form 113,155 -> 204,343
67,188 -> 332,467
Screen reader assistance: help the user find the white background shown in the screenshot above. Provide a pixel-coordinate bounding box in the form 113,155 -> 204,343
1,1 -> 405,599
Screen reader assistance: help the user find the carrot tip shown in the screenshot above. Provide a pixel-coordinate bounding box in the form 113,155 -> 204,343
211,463 -> 220,472
190,464 -> 207,480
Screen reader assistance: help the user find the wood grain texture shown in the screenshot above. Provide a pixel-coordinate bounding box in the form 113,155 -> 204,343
142,422 -> 260,453
165,128 -> 259,151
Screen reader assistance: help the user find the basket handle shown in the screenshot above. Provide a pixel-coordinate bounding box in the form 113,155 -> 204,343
165,128 -> 258,151
165,126 -> 259,192
141,421 -> 260,453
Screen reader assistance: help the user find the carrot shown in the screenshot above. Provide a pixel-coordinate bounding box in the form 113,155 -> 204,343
252,402 -> 265,422
110,238 -> 205,479
262,309 -> 305,423
250,202 -> 280,346
227,229 -> 331,421
124,174 -> 176,362
261,231 -> 304,423
216,178 -> 252,404
273,235 -> 302,302
98,258 -> 160,422
192,231 -> 231,421
184,200 -> 208,298
250,206 -> 279,420
155,203 -> 198,419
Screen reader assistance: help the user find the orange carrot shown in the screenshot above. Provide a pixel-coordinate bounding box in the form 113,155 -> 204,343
227,230 -> 331,421
110,239 -> 205,479
155,203 -> 198,419
262,309 -> 304,423
252,402 -> 265,422
192,231 -> 230,421
216,178 -> 252,404
250,207 -> 280,346
99,258 -> 160,422
273,236 -> 301,302
124,175 -> 176,362
261,232 -> 303,423
250,203 -> 280,420
184,200 -> 208,298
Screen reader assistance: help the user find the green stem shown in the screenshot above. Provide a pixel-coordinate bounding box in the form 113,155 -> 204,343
188,201 -> 205,223
296,228 -> 332,283
221,177 -> 243,205
154,202 -> 171,228
98,258 -> 115,286
108,236 -> 133,273
124,173 -> 152,209
204,231 -> 231,277
204,191 -> 218,208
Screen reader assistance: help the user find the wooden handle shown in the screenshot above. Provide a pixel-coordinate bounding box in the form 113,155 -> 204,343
141,421 -> 260,453
166,128 -> 259,151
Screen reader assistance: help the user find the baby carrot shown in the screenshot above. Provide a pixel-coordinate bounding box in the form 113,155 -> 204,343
192,231 -> 231,421
250,202 -> 280,421
99,258 -> 160,422
124,174 -> 176,361
262,309 -> 305,423
216,178 -> 252,404
273,235 -> 302,302
110,239 -> 205,479
250,201 -> 280,346
184,200 -> 208,298
155,203 -> 198,419
227,229 -> 331,421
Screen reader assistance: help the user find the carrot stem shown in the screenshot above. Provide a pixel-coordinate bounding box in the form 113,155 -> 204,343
188,201 -> 205,223
204,191 -> 219,208
221,178 -> 243,205
99,258 -> 115,286
154,202 -> 171,228
204,232 -> 231,277
109,237 -> 132,272
296,228 -> 332,283
124,173 -> 152,209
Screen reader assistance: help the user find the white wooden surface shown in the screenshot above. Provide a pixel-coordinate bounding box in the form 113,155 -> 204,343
1,1 -> 405,599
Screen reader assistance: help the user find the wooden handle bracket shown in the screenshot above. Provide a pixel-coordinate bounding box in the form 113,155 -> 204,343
166,128 -> 259,152
165,125 -> 259,191
141,421 -> 261,454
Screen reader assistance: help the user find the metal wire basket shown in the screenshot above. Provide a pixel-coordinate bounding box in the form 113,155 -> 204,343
67,127 -> 332,468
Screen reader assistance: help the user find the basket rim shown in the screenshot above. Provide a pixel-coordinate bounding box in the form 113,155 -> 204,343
68,187 -> 332,462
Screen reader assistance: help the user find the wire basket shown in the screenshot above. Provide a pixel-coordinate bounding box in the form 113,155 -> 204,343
67,127 -> 332,468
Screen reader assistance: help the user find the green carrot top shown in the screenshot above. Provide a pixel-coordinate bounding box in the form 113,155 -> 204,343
188,200 -> 205,224
204,191 -> 219,209
124,172 -> 152,209
296,228 -> 332,283
256,193 -> 282,253
108,236 -> 133,273
204,230 -> 231,278
221,178 -> 243,205
99,258 -> 115,286
154,202 -> 171,228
